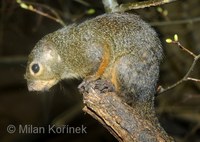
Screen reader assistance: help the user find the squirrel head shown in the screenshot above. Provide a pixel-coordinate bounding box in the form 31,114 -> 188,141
24,38 -> 63,91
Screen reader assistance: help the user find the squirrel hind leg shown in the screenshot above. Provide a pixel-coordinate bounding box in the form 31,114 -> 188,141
114,54 -> 160,107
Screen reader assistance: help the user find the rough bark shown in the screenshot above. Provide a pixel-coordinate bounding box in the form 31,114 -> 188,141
79,81 -> 174,142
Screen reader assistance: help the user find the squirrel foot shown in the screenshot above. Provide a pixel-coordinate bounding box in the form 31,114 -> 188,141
78,78 -> 115,94
94,79 -> 115,93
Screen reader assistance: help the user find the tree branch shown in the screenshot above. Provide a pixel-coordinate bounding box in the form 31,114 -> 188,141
117,0 -> 176,12
102,0 -> 176,13
80,81 -> 174,142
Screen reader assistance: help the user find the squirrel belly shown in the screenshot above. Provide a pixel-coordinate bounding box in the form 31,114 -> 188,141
25,13 -> 162,109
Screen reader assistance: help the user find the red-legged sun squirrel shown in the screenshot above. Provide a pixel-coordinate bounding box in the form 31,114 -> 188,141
25,13 -> 163,109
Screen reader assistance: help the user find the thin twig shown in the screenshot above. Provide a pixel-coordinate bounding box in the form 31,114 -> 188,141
173,41 -> 197,58
184,55 -> 200,78
151,17 -> 200,26
0,56 -> 27,65
30,8 -> 65,26
16,0 -> 66,26
74,0 -> 90,7
158,40 -> 200,94
187,77 -> 200,82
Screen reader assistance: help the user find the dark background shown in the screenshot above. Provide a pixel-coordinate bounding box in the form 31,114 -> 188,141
0,0 -> 200,142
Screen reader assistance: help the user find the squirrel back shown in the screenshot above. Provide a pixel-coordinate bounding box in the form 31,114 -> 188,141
25,13 -> 163,113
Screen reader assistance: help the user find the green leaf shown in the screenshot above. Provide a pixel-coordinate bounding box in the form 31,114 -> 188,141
166,38 -> 172,43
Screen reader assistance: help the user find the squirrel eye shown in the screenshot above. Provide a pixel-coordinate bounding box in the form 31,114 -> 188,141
29,62 -> 43,76
31,63 -> 40,74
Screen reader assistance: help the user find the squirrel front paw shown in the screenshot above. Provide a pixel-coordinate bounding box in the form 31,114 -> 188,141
78,78 -> 115,94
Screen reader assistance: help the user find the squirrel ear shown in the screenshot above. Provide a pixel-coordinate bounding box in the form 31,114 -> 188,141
42,42 -> 61,62
42,41 -> 58,58
42,42 -> 54,52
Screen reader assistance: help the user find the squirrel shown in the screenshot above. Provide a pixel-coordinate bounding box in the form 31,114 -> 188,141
25,13 -> 163,114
